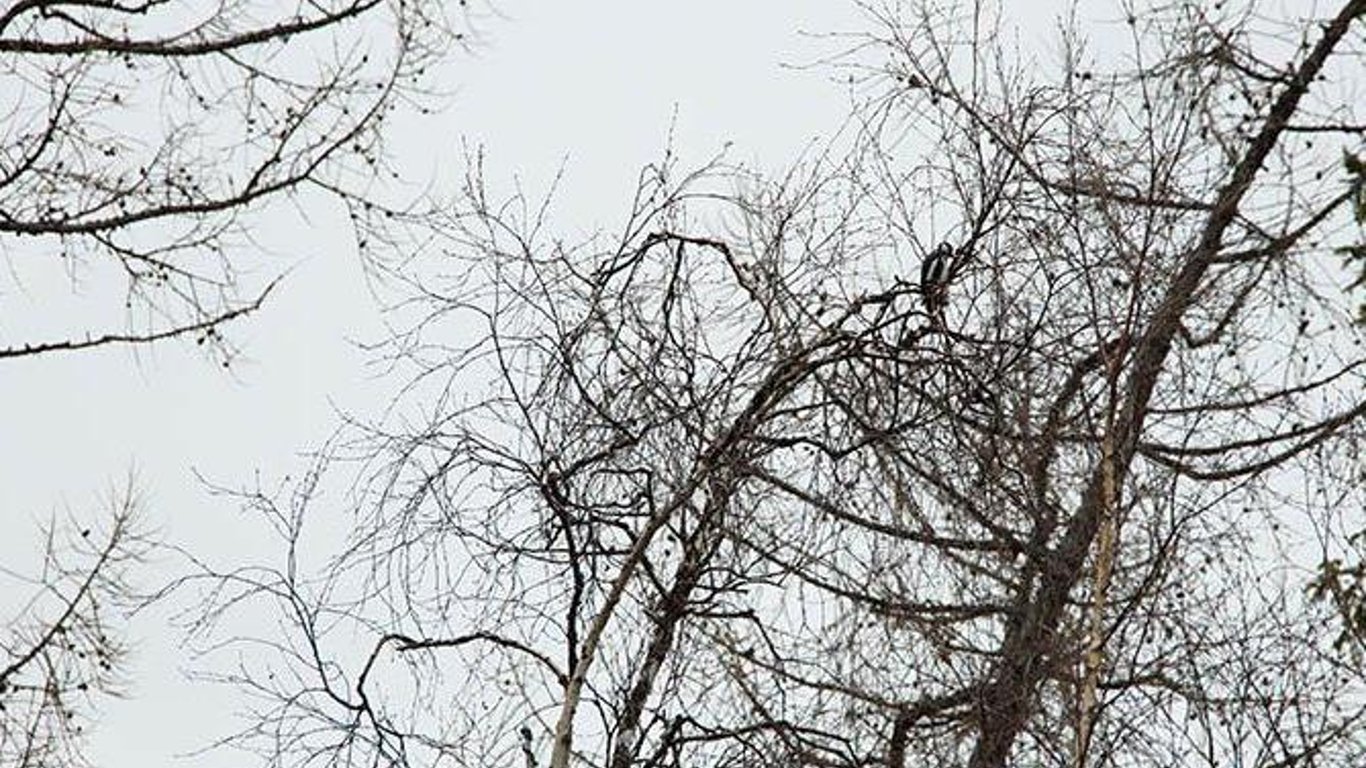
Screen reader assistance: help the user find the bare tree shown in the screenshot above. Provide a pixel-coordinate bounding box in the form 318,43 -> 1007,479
1308,144 -> 1366,662
0,0 -> 469,361
184,2 -> 1366,767
1,484 -> 154,767
1,3 -> 474,764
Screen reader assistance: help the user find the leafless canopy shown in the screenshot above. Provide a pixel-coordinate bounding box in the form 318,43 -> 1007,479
185,2 -> 1366,767
0,486 -> 153,767
0,0 -> 468,360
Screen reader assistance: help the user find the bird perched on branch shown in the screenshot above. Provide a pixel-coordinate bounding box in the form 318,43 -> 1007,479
920,241 -> 953,319
520,725 -> 537,768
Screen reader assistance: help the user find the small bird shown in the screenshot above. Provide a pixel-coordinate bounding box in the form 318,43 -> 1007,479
520,725 -> 537,768
920,241 -> 953,318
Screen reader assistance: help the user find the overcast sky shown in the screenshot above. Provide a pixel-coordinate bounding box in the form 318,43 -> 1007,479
0,3 -> 890,766
0,2 -> 1347,765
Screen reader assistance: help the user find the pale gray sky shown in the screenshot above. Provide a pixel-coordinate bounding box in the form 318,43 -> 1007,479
0,3 -> 879,766
19,2 -> 1336,765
